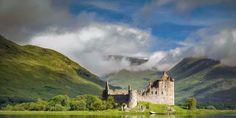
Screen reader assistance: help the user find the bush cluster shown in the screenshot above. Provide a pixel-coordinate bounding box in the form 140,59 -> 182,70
185,96 -> 197,110
197,103 -> 236,110
3,95 -> 118,111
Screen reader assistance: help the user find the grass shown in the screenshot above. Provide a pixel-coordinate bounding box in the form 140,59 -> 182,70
130,102 -> 236,115
0,35 -> 105,106
0,109 -> 235,116
0,102 -> 236,115
0,111 -> 128,116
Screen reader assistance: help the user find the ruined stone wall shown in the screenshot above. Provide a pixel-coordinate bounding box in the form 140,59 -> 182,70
102,72 -> 175,108
108,89 -> 128,95
111,94 -> 129,104
106,89 -> 129,104
136,80 -> 174,105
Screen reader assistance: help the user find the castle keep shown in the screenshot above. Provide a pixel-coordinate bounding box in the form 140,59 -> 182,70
102,72 -> 174,108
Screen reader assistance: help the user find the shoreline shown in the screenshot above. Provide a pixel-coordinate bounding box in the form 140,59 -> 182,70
0,110 -> 236,116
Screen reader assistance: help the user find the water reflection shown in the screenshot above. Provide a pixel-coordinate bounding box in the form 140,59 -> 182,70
0,114 -> 235,118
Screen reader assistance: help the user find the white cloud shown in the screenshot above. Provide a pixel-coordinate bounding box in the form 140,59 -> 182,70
1,0 -> 235,77
30,21 -> 236,77
30,22 -> 151,76
134,28 -> 236,73
191,29 -> 236,65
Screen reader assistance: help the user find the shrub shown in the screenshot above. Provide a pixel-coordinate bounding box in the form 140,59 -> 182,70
70,100 -> 87,111
3,94 -> 120,111
28,99 -> 48,111
48,95 -> 70,111
106,96 -> 116,109
3,104 -> 14,111
48,104 -> 68,111
49,95 -> 70,107
206,105 -> 216,110
145,103 -> 150,109
185,96 -> 197,110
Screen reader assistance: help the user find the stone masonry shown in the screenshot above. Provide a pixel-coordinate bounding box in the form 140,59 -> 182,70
102,72 -> 175,108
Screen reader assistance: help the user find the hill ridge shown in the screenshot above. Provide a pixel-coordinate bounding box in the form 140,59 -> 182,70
0,35 -> 105,107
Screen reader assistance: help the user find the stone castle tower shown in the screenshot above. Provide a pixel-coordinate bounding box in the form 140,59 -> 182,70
102,72 -> 174,108
128,85 -> 137,108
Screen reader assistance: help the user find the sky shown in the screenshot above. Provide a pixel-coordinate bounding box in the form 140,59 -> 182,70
0,0 -> 236,76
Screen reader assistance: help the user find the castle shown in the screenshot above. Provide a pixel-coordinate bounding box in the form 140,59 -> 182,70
102,72 -> 174,108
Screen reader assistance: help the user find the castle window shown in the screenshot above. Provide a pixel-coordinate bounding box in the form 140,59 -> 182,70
162,91 -> 163,95
155,91 -> 157,94
151,91 -> 153,94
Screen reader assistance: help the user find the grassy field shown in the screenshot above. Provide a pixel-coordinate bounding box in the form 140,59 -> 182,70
0,35 -> 105,107
1,102 -> 235,116
0,109 -> 235,116
134,102 -> 236,115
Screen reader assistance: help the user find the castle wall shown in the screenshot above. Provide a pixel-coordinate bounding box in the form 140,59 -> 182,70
111,95 -> 129,104
106,89 -> 129,104
102,72 -> 175,108
136,80 -> 174,105
128,90 -> 137,108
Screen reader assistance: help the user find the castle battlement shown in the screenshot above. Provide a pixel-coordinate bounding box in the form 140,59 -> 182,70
108,89 -> 128,95
102,72 -> 175,108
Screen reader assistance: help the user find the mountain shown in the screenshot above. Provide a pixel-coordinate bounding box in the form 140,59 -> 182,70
0,35 -> 105,106
105,55 -> 148,66
169,57 -> 236,104
101,69 -> 163,89
101,55 -> 160,89
103,57 -> 236,105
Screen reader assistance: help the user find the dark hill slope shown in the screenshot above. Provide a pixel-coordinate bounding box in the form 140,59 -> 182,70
102,57 -> 236,105
0,35 -> 104,106
169,57 -> 236,104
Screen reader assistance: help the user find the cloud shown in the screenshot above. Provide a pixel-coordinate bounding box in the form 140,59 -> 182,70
79,0 -> 121,12
139,0 -> 236,14
190,28 -> 236,65
135,0 -> 236,26
30,22 -> 151,76
1,0 -> 236,77
145,28 -> 236,71
0,0 -> 73,43
174,0 -> 236,12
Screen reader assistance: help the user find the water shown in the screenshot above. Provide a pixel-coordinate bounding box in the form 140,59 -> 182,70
0,114 -> 235,118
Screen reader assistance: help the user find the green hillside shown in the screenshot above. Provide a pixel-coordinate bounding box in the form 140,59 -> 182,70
0,35 -> 105,106
169,57 -> 236,104
103,57 -> 236,105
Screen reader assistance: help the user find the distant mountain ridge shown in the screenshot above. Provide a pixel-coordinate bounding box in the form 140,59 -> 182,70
105,55 -> 148,66
103,57 -> 236,104
0,35 -> 105,106
1,34 -> 235,107
169,57 -> 236,104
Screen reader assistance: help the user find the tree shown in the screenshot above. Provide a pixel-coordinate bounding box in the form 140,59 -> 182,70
48,95 -> 70,111
70,100 -> 87,111
145,103 -> 150,109
92,99 -> 105,110
185,96 -> 197,110
84,95 -> 97,110
52,104 -> 67,111
206,105 -> 216,110
29,99 -> 48,111
49,95 -> 70,106
106,96 -> 116,109
3,94 -> 120,111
